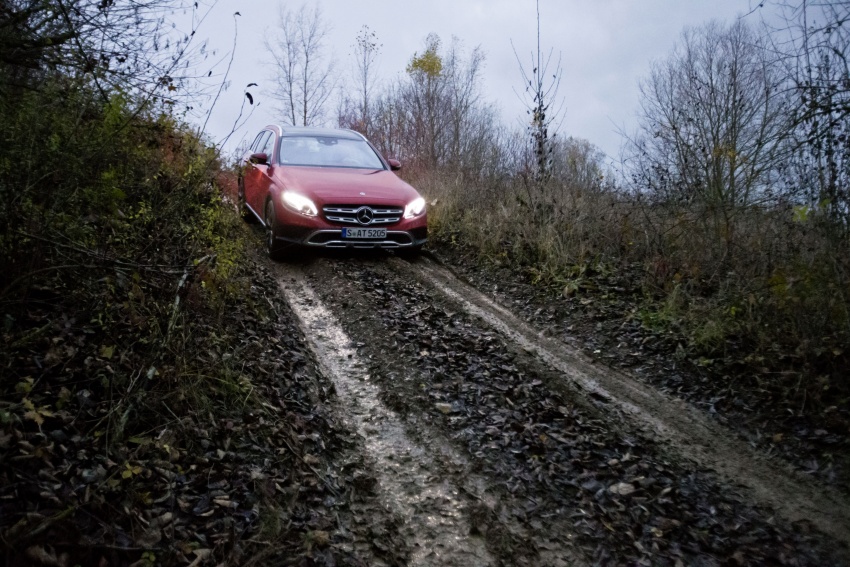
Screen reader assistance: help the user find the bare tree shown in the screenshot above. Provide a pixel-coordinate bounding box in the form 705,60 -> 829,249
403,33 -> 446,168
366,84 -> 404,159
442,39 -> 490,169
550,137 -> 608,192
388,34 -> 498,174
342,32 -> 497,176
0,0 -> 204,100
771,1 -> 850,130
627,20 -> 790,209
266,3 -> 335,126
352,24 -> 381,135
767,1 -> 850,234
512,0 -> 563,185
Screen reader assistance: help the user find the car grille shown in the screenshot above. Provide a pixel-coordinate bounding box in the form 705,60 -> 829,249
323,205 -> 403,226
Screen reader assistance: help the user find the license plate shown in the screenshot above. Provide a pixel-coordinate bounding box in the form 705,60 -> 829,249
342,227 -> 386,239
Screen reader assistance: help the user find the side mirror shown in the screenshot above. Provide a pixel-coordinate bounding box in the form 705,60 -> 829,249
250,152 -> 269,165
387,158 -> 402,171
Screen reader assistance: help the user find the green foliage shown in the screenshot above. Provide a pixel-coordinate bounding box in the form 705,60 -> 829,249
406,34 -> 442,78
0,8 -> 313,563
0,58 -> 294,564
0,67 -> 254,420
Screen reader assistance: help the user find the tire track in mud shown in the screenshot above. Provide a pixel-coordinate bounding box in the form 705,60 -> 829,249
274,263 -> 584,566
297,254 -> 844,565
393,255 -> 850,548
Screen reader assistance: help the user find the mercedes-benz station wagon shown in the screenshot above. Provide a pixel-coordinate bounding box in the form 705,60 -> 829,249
238,125 -> 427,260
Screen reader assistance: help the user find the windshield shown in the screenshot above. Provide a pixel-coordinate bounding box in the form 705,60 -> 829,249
278,135 -> 385,169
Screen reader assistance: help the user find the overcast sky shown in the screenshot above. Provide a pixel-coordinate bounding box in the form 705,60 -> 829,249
189,1 -> 762,161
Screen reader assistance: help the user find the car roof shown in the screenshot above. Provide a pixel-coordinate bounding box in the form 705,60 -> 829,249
269,125 -> 365,141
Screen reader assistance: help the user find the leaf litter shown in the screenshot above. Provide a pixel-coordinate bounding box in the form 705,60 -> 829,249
433,242 -> 850,496
303,254 -> 846,566
0,253 -> 406,566
4,230 -> 846,566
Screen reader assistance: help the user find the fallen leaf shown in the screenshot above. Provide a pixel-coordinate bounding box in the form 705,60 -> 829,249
24,410 -> 44,426
305,530 -> 330,549
608,482 -> 635,496
650,527 -> 663,538
25,545 -> 69,567
187,549 -> 212,567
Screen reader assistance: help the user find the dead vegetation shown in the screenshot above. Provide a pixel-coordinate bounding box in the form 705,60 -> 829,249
392,12 -> 850,491
0,5 -> 400,560
1,0 -> 848,564
309,256 -> 844,565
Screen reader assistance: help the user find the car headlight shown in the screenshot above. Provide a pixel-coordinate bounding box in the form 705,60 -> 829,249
282,191 -> 318,217
404,197 -> 426,219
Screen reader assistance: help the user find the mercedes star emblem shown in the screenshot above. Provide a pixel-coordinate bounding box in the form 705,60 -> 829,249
356,207 -> 375,225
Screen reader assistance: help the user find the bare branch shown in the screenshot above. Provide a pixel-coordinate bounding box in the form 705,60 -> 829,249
266,3 -> 335,127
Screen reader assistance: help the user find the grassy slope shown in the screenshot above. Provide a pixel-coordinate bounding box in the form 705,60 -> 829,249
0,92 -> 402,565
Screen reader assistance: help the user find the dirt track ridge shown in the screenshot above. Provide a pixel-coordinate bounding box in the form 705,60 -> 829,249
396,254 -> 850,547
275,263 -> 589,566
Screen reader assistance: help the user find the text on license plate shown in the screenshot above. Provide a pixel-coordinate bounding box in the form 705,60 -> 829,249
342,227 -> 386,239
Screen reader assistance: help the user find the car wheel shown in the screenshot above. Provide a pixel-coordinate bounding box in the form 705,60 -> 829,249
237,177 -> 254,223
264,199 -> 298,261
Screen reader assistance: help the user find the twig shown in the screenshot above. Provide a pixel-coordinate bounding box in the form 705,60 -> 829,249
164,254 -> 214,345
17,231 -> 186,273
77,543 -> 161,553
279,437 -> 339,498
201,12 -> 240,136
161,401 -> 182,424
0,264 -> 98,299
1,506 -> 75,544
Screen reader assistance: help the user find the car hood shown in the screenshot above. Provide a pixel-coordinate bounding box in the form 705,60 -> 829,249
275,166 -> 420,205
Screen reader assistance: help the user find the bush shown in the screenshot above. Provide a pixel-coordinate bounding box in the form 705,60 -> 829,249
422,153 -> 849,405
0,71 -> 247,442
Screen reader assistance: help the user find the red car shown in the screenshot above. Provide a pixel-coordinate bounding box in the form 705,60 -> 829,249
238,125 -> 427,259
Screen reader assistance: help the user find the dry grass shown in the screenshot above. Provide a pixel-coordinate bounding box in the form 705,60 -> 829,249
416,168 -> 850,396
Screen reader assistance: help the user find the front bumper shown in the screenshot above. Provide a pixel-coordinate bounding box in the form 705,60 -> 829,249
269,200 -> 427,249
274,223 -> 427,249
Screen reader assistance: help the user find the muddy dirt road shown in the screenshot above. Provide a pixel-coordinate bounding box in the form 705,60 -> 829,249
270,252 -> 850,566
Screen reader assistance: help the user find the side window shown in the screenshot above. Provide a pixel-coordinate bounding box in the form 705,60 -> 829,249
251,130 -> 269,152
260,132 -> 276,162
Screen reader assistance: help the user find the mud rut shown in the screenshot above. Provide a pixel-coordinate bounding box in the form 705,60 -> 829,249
270,253 -> 849,566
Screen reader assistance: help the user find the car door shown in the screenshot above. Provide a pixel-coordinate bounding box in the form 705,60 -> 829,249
251,131 -> 277,219
243,130 -> 273,219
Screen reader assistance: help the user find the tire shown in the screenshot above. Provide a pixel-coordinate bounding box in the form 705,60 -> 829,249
237,177 -> 254,223
264,200 -> 298,261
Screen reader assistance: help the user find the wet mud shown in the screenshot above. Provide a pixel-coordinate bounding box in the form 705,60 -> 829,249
399,255 -> 850,545
270,251 -> 848,566
278,268 -> 497,566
